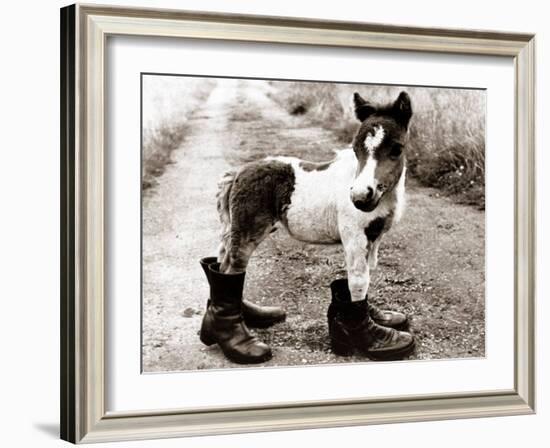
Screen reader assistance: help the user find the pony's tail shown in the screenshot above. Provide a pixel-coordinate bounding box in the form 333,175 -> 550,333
216,170 -> 236,261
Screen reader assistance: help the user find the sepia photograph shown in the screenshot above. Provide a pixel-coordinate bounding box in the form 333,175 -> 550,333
141,74 -> 486,372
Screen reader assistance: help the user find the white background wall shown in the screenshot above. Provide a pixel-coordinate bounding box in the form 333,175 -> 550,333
0,0 -> 546,446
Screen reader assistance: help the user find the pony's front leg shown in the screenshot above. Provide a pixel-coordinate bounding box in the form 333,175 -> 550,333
341,231 -> 370,302
367,237 -> 383,272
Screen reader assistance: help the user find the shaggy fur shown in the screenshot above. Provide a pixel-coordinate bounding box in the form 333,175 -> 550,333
218,161 -> 295,272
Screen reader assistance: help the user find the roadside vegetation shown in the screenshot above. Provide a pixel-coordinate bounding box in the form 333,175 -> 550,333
270,82 -> 486,208
142,76 -> 215,190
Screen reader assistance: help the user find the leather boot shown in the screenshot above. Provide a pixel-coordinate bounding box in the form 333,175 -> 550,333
328,278 -> 408,330
200,257 -> 286,328
328,279 -> 415,360
199,262 -> 272,364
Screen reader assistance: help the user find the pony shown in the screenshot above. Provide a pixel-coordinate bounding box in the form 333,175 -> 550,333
216,91 -> 412,304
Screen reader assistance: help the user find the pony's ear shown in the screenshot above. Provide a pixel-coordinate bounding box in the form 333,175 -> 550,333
353,92 -> 376,122
392,91 -> 413,128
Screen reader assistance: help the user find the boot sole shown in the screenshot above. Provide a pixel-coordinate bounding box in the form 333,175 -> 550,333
366,339 -> 416,361
224,349 -> 273,365
332,338 -> 416,361
200,332 -> 273,364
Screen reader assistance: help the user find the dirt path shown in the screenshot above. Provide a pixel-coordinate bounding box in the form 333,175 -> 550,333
142,79 -> 485,372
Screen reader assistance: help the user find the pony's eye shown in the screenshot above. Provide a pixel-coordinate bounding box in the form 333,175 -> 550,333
389,144 -> 403,160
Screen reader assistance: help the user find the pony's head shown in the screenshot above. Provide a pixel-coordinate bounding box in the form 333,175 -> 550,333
350,91 -> 412,212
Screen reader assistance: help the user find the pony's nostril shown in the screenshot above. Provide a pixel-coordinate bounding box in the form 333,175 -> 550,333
365,187 -> 374,201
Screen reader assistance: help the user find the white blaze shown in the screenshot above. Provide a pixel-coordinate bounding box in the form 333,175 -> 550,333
353,125 -> 384,194
356,156 -> 377,188
365,125 -> 385,153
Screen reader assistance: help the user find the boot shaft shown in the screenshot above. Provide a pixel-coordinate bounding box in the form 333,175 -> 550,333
201,262 -> 247,331
199,256 -> 217,282
330,278 -> 352,304
208,262 -> 246,309
328,278 -> 368,323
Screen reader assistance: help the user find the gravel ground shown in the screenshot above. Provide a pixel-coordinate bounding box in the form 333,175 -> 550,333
142,78 -> 485,372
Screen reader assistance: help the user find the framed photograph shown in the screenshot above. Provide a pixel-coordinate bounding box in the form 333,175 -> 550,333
60,3 -> 535,444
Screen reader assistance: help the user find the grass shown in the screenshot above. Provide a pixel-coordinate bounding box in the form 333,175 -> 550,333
270,82 -> 486,208
142,76 -> 215,190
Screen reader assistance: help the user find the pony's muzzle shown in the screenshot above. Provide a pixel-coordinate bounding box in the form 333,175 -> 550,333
351,187 -> 379,212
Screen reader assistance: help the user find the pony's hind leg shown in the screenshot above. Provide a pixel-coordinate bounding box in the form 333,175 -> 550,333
218,160 -> 289,274
217,221 -> 230,263
220,223 -> 273,274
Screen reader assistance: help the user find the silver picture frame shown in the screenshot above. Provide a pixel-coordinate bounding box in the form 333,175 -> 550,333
60,3 -> 535,443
